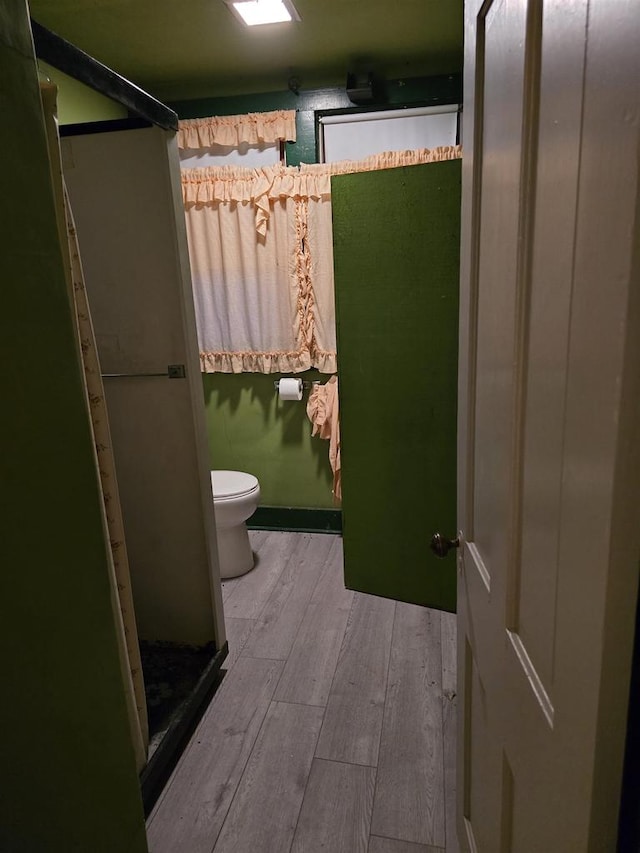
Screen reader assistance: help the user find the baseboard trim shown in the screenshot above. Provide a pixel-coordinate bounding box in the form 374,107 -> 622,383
139,642 -> 228,816
248,506 -> 342,533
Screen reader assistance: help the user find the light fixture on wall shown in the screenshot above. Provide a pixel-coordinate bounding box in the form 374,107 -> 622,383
226,0 -> 300,26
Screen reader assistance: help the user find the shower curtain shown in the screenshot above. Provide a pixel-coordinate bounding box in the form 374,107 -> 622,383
40,82 -> 149,771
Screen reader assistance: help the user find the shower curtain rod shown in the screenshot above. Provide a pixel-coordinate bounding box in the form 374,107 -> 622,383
30,19 -> 178,132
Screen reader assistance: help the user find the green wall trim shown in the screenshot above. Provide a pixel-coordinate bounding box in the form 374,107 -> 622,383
249,506 -> 342,534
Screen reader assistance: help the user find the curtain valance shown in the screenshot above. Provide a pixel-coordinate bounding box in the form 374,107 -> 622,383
181,145 -> 462,235
183,146 -> 462,374
178,109 -> 297,150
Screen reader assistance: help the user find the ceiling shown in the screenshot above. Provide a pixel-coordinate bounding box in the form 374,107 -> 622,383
28,0 -> 463,101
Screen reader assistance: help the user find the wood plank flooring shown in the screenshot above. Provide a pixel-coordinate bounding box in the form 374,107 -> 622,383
371,605 -> 445,848
147,531 -> 458,853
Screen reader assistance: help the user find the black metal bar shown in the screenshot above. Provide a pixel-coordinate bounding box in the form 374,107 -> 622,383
102,373 -> 169,379
31,19 -> 178,132
101,365 -> 186,380
59,117 -> 153,138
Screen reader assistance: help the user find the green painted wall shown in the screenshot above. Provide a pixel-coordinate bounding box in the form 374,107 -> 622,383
0,7 -> 147,851
203,371 -> 335,508
179,75 -> 462,509
39,60 -> 128,124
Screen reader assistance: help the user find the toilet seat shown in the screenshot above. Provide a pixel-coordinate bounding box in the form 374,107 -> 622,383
211,470 -> 259,501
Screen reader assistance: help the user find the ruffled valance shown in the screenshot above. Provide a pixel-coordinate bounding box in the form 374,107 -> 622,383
178,109 -> 297,150
181,146 -> 462,236
200,349 -> 312,374
299,145 -> 462,182
184,146 -> 461,375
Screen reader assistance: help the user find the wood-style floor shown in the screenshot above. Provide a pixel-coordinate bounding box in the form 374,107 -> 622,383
147,531 -> 459,853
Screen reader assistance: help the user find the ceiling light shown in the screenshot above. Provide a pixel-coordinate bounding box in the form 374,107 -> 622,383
229,0 -> 300,26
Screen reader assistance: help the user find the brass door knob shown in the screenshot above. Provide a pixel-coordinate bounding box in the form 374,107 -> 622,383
430,533 -> 460,558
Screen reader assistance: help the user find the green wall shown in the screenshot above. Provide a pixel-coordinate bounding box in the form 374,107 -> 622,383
179,75 -> 462,509
0,6 -> 147,851
203,371 -> 335,508
39,60 -> 127,124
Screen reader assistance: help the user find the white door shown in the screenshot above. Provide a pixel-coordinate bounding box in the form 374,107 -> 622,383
456,0 -> 640,850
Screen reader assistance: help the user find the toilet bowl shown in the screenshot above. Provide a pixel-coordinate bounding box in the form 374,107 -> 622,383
211,470 -> 260,579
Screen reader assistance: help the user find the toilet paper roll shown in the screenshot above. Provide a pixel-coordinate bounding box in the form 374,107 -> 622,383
278,377 -> 303,401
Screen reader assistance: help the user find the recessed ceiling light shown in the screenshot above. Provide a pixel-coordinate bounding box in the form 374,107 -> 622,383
228,0 -> 300,26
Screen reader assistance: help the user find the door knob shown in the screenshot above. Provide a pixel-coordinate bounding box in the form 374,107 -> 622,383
430,533 -> 460,559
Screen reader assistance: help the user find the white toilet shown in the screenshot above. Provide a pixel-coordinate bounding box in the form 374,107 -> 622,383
211,470 -> 261,579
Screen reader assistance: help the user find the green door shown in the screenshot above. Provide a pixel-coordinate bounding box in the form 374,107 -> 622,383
332,160 -> 461,612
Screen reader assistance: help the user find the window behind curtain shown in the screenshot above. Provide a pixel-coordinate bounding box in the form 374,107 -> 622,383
179,141 -> 282,169
319,105 -> 459,163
